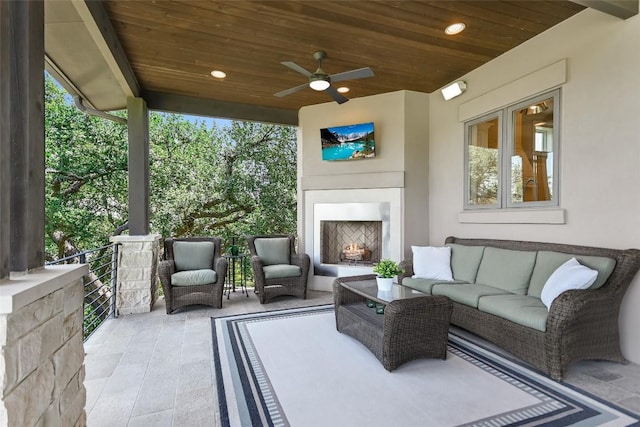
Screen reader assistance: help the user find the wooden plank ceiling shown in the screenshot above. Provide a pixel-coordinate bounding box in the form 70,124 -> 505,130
104,0 -> 584,112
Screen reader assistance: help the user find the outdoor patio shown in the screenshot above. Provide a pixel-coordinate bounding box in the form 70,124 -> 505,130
83,290 -> 640,427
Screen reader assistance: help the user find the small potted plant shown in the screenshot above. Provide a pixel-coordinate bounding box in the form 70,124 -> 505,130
373,259 -> 403,291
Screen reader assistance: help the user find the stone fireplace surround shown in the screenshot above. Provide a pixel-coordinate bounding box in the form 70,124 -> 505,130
303,188 -> 403,292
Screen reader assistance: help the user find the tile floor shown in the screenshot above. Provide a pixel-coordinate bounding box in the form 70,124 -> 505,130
84,289 -> 640,426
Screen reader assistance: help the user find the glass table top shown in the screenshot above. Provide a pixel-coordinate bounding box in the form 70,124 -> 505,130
338,279 -> 425,304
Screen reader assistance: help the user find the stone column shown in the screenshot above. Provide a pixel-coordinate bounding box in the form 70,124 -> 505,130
110,235 -> 161,315
0,265 -> 88,427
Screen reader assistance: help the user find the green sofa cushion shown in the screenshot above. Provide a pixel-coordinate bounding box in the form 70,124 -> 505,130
402,278 -> 467,295
173,241 -> 215,271
446,243 -> 486,283
528,251 -> 616,298
475,247 -> 537,295
432,284 -> 510,308
171,269 -> 217,286
255,238 -> 290,266
477,294 -> 549,332
263,264 -> 301,279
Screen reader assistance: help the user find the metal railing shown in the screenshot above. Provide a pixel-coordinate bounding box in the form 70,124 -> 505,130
47,243 -> 118,341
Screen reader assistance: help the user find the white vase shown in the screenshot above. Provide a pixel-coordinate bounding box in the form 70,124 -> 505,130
376,277 -> 393,291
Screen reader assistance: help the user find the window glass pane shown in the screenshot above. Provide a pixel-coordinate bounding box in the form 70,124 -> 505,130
468,117 -> 500,206
511,97 -> 554,203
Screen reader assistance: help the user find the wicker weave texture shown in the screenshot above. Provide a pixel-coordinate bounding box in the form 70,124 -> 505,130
246,234 -> 310,304
158,237 -> 227,314
399,237 -> 640,380
334,275 -> 453,371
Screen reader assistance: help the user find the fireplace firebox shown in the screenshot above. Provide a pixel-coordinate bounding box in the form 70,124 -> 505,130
320,221 -> 382,266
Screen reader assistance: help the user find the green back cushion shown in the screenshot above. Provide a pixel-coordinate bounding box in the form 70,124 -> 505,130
475,247 -> 537,295
255,238 -> 290,265
173,241 -> 215,271
446,243 -> 486,283
527,251 -> 616,298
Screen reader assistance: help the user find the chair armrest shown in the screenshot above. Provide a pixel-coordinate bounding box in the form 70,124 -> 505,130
158,260 -> 175,296
291,253 -> 311,277
398,259 -> 414,284
215,257 -> 228,285
251,255 -> 266,283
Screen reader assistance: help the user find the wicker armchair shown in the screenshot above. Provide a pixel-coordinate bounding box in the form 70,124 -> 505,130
246,234 -> 310,304
158,237 -> 228,314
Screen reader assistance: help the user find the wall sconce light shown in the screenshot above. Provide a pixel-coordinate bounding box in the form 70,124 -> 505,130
441,81 -> 467,101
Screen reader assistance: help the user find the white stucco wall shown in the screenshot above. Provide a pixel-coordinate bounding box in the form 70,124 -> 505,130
428,10 -> 640,362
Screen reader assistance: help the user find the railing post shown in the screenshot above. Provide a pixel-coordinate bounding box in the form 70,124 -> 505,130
112,244 -> 119,318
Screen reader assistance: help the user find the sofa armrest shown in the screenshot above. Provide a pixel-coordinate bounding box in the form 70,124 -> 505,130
398,259 -> 414,284
545,287 -> 624,374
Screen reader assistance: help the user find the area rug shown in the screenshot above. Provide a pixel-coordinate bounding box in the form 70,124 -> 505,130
211,305 -> 639,427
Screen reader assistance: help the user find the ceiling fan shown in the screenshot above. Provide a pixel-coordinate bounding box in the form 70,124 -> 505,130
274,51 -> 374,104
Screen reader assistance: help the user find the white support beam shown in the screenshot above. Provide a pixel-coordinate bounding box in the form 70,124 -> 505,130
571,0 -> 638,19
144,90 -> 299,126
70,0 -> 140,97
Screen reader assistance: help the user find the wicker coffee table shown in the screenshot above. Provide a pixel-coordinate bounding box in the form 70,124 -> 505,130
334,274 -> 453,371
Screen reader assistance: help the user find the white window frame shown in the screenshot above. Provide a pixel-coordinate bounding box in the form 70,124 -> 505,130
464,89 -> 560,210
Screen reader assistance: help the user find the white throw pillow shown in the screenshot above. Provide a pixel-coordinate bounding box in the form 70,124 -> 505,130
412,246 -> 453,281
540,257 -> 598,310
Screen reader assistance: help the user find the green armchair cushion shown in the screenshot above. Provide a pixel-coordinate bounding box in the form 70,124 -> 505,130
171,269 -> 217,286
475,247 -> 537,295
254,238 -> 290,266
173,241 -> 215,271
263,264 -> 302,279
528,251 -> 616,298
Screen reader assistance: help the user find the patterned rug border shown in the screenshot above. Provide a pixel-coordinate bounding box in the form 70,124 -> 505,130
211,304 -> 640,427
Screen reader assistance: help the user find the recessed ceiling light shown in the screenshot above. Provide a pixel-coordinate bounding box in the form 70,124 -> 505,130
337,87 -> 350,93
210,70 -> 226,79
445,22 -> 465,35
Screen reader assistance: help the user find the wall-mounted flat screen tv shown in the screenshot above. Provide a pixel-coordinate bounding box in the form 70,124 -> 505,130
321,122 -> 375,161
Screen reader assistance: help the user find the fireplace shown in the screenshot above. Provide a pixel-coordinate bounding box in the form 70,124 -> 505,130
320,221 -> 382,266
313,202 -> 390,276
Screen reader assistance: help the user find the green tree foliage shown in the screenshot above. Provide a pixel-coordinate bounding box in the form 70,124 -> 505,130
45,75 -> 297,259
45,77 -> 128,259
468,145 -> 499,205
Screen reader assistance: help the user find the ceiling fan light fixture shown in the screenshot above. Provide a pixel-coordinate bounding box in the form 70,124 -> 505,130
309,78 -> 330,91
445,22 -> 466,35
441,80 -> 467,100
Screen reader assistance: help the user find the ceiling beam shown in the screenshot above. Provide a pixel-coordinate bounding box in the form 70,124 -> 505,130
143,91 -> 299,126
71,0 -> 140,97
571,0 -> 638,19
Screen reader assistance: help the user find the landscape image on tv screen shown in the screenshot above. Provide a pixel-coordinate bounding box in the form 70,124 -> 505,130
320,122 -> 375,161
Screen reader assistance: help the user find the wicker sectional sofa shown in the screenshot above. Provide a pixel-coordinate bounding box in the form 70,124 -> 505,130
398,236 -> 640,380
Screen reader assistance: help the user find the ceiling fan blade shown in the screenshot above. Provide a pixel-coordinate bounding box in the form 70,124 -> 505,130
325,86 -> 349,104
329,67 -> 374,83
274,82 -> 310,98
281,61 -> 314,77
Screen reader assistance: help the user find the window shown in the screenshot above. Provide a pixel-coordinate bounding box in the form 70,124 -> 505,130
465,90 -> 559,209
